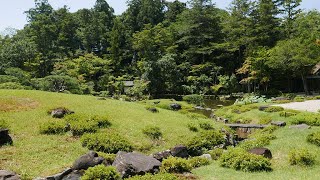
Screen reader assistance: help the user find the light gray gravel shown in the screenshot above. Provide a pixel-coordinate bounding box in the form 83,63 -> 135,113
274,100 -> 320,113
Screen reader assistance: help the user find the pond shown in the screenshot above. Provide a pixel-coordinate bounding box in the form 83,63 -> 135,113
190,98 -> 235,117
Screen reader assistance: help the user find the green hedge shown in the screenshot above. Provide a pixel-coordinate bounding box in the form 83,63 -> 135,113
39,121 -> 67,135
219,148 -> 272,172
187,130 -> 224,156
81,132 -> 133,154
307,132 -> 320,146
81,165 -> 120,180
127,173 -> 178,180
142,126 -> 162,140
183,94 -> 204,105
289,149 -> 315,166
188,156 -> 210,168
160,157 -> 192,173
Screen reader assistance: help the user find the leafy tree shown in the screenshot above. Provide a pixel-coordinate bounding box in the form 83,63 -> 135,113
278,0 -> 302,38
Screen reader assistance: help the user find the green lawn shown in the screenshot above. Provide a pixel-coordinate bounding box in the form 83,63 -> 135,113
1,90 -> 320,180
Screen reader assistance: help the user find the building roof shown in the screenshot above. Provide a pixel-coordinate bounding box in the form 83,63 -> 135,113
312,63 -> 320,75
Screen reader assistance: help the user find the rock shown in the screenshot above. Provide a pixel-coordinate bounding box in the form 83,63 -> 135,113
169,103 -> 182,111
112,151 -> 161,178
200,154 -> 212,160
0,170 -> 20,180
147,107 -> 158,113
248,148 -> 272,159
61,171 -> 83,180
272,97 -> 290,101
72,151 -> 104,170
194,106 -> 205,110
209,113 -> 216,119
50,168 -> 73,180
0,129 -> 13,146
223,119 -> 229,124
271,121 -> 286,127
205,108 -> 212,111
217,105 -> 224,108
170,145 -> 188,158
51,108 -> 74,118
259,106 -> 269,111
152,150 -> 171,161
289,124 -> 311,129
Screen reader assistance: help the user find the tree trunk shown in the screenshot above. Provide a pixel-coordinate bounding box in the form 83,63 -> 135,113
301,74 -> 309,95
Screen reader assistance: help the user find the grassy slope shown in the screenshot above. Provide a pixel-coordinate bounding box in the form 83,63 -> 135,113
193,106 -> 320,180
0,90 -> 211,178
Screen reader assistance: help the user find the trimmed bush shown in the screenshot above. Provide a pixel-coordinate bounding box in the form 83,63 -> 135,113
91,115 -> 111,128
188,156 -> 210,168
0,75 -> 19,84
289,149 -> 315,166
70,120 -> 98,136
98,152 -> 116,165
81,132 -> 133,153
263,106 -> 284,113
279,111 -> 298,117
127,173 -> 178,180
199,122 -> 214,130
81,165 -> 120,180
259,117 -> 272,125
39,121 -> 67,135
187,130 -> 224,156
294,96 -> 305,102
307,132 -> 320,146
142,126 -> 162,140
219,148 -> 272,172
208,148 -> 224,160
186,112 -> 207,119
183,94 -> 204,105
315,96 -> 320,100
291,112 -> 320,126
160,157 -> 192,173
187,123 -> 198,132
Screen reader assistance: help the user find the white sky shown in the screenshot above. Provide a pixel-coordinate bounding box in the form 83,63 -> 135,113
0,0 -> 319,31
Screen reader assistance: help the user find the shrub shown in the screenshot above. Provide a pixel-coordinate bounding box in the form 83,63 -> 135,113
0,82 -> 26,90
81,132 -> 133,153
219,148 -> 272,172
208,148 -> 224,160
291,112 -> 320,126
289,149 -> 315,166
187,130 -> 224,156
186,112 -> 207,119
230,105 -> 257,114
160,157 -> 192,173
91,115 -> 111,128
39,121 -> 67,135
0,75 -> 19,84
315,96 -> 320,100
127,173 -> 178,180
183,94 -> 204,105
307,132 -> 320,146
187,123 -> 198,132
142,126 -> 162,140
263,106 -> 284,113
188,156 -> 210,168
199,122 -> 214,130
81,165 -> 120,180
294,96 -> 305,102
35,75 -> 81,94
98,152 -> 116,165
70,120 -> 98,136
279,111 -> 299,117
0,119 -> 9,129
259,117 -> 272,125
4,68 -> 31,86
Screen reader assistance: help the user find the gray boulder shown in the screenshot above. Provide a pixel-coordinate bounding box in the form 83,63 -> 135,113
152,150 -> 171,161
248,148 -> 272,159
271,121 -> 286,127
169,103 -> 182,111
112,151 -> 161,178
51,108 -> 74,118
0,170 -> 20,180
200,154 -> 212,160
0,129 -> 13,146
72,151 -> 104,170
170,145 -> 189,158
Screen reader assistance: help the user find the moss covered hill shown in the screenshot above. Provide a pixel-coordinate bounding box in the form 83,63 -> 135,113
1,90 -> 320,180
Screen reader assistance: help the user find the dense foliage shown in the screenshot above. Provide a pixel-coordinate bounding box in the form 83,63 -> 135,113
307,132 -> 320,146
1,0 -> 319,97
288,148 -> 316,166
81,165 -> 121,180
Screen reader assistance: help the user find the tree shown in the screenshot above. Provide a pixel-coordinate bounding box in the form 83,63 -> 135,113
165,0 -> 187,23
278,0 -> 302,38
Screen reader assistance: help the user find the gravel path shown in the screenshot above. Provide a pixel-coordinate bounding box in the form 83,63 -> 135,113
274,100 -> 320,113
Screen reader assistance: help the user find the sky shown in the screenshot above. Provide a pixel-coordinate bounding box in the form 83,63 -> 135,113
0,0 -> 320,31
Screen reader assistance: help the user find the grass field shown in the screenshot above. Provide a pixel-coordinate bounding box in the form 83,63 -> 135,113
1,90 -> 320,180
